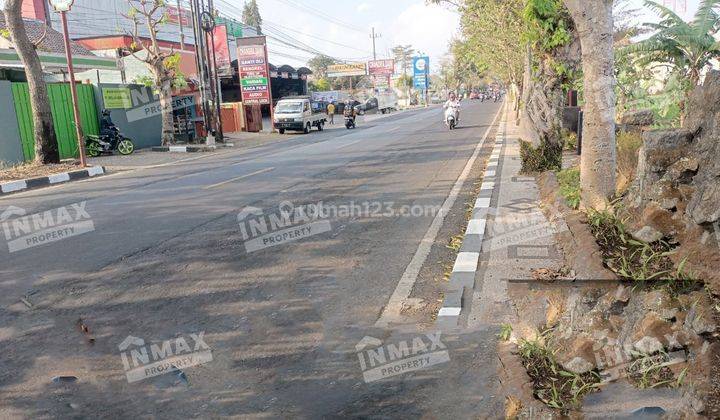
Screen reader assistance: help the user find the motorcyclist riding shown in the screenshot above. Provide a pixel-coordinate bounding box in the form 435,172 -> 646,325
443,92 -> 460,124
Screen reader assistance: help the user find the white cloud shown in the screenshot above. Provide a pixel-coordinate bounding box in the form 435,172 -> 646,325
387,2 -> 459,73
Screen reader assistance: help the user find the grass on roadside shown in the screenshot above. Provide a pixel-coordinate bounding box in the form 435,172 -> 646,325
518,335 -> 600,412
626,351 -> 687,389
586,207 -> 700,294
556,167 -> 581,210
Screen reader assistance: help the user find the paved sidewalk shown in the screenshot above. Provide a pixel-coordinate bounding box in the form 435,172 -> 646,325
467,106 -> 566,328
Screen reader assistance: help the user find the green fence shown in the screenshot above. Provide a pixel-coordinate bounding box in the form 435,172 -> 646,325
11,83 -> 100,161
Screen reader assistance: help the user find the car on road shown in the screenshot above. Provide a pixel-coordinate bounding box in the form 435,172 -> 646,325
273,96 -> 327,134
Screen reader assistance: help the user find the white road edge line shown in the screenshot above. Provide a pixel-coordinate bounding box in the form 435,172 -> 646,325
375,102 -> 505,327
203,167 -> 275,190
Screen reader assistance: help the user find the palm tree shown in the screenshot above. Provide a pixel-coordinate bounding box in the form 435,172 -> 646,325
622,0 -> 720,86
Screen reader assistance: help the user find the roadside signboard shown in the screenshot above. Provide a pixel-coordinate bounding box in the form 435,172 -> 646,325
367,59 -> 394,76
237,40 -> 270,105
327,63 -> 367,78
413,56 -> 429,90
102,87 -> 132,109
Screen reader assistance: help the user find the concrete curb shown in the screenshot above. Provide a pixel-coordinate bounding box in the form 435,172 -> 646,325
437,109 -> 507,327
0,166 -> 106,196
151,145 -> 217,153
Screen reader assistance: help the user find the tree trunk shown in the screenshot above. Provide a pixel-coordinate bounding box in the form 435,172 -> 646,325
3,0 -> 59,164
156,73 -> 175,146
564,0 -> 616,209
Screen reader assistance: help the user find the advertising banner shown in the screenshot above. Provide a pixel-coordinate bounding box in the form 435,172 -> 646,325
327,63 -> 367,78
212,25 -> 232,77
367,59 -> 394,76
413,56 -> 429,90
166,6 -> 191,26
237,40 -> 270,105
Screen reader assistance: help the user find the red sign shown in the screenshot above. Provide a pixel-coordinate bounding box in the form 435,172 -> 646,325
238,43 -> 270,105
368,59 -> 395,76
212,25 -> 232,77
166,6 -> 191,26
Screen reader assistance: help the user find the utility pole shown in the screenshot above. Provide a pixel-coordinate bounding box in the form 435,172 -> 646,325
207,0 -> 223,141
177,0 -> 185,50
50,0 -> 87,167
190,0 -> 214,143
370,27 -> 381,61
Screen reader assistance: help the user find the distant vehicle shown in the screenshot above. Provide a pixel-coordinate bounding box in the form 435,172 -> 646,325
470,91 -> 480,100
376,92 -> 398,114
273,96 -> 327,134
354,98 -> 378,115
430,95 -> 443,104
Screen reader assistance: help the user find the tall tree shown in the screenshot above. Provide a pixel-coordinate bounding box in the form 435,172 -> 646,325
564,0 -> 617,209
125,0 -> 180,146
307,54 -> 337,80
242,0 -> 263,34
391,45 -> 415,76
3,0 -> 59,164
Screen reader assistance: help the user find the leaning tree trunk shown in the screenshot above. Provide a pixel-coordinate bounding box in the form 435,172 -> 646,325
3,0 -> 59,164
564,0 -> 616,210
155,72 -> 175,146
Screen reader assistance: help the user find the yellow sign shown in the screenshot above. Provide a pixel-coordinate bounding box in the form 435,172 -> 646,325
327,63 -> 366,77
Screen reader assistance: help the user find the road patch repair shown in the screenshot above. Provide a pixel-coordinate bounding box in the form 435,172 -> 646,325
0,166 -> 105,196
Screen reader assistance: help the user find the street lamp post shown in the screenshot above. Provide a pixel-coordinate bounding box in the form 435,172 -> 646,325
49,0 -> 87,167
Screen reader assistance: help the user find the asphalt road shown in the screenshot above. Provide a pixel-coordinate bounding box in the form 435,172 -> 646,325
1,101 -> 505,418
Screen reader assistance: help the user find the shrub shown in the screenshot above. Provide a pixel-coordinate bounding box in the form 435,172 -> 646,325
520,138 -> 562,173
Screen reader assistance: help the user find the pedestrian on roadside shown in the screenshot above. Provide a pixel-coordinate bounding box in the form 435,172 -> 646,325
327,102 -> 336,124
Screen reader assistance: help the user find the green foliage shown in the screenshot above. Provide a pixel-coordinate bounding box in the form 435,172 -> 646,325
307,54 -> 337,80
523,0 -> 572,52
619,73 -> 688,128
396,74 -> 414,89
498,324 -> 513,342
242,0 -> 263,33
620,0 -> 720,85
519,138 -> 562,173
309,78 -> 331,92
449,0 -> 525,87
556,167 -> 580,209
518,336 -> 600,412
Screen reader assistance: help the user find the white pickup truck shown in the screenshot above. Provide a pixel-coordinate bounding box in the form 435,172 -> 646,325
273,96 -> 327,134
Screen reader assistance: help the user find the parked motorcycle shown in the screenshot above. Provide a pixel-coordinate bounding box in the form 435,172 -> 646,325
85,125 -> 135,157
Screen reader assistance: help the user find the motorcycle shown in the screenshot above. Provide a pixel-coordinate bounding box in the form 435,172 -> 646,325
85,125 -> 135,157
444,105 -> 459,130
344,108 -> 356,129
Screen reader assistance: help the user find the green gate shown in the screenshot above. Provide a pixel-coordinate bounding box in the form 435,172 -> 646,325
12,83 -> 100,161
